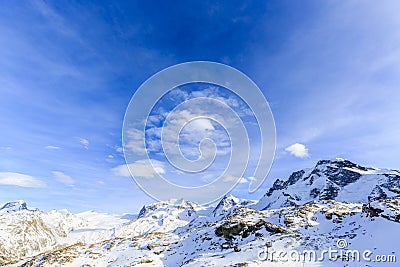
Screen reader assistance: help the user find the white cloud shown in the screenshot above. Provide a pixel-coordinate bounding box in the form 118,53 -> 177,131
238,177 -> 248,184
142,86 -> 252,158
184,118 -> 215,134
109,145 -> 123,153
247,176 -> 257,182
124,128 -> 145,155
285,143 -> 309,158
77,137 -> 89,149
112,159 -> 165,178
0,172 -> 46,188
186,86 -> 252,116
155,104 -> 232,159
222,176 -> 248,183
45,145 -> 60,150
52,171 -> 74,186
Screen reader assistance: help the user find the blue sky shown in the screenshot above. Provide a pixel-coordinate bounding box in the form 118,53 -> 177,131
0,1 -> 400,213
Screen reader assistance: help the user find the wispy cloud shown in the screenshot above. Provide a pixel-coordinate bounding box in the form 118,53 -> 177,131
44,145 -> 60,150
0,172 -> 46,188
52,171 -> 74,186
112,159 -> 165,178
238,177 -> 248,184
124,128 -> 145,155
285,143 -> 309,158
222,176 -> 248,184
77,137 -> 89,150
30,0 -> 82,40
143,93 -> 238,159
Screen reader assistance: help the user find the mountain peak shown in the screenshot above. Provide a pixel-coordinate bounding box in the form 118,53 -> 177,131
315,158 -> 370,171
0,200 -> 38,214
254,158 -> 400,210
212,194 -> 256,218
137,198 -> 201,219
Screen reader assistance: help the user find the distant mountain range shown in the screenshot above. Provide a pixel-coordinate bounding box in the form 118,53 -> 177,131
1,159 -> 399,266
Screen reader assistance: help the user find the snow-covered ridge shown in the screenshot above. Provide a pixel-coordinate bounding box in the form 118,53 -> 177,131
0,205 -> 133,264
254,158 -> 400,210
0,200 -> 38,214
212,194 -> 257,219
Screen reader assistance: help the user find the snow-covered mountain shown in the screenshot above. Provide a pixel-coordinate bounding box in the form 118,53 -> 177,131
0,204 -> 132,264
1,158 -> 399,266
212,194 -> 256,219
0,200 -> 38,214
254,158 -> 400,210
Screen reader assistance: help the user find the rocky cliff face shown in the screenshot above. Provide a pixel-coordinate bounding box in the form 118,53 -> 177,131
254,158 -> 400,210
